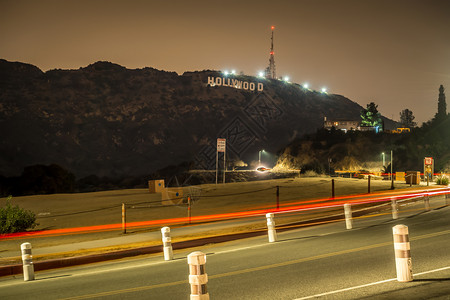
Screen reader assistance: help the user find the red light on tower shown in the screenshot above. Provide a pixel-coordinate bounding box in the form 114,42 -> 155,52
271,26 -> 275,30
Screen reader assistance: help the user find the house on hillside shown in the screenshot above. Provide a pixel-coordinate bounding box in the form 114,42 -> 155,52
323,117 -> 360,133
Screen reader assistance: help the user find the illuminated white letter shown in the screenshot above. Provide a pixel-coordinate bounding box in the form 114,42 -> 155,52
216,77 -> 222,86
207,76 -> 215,86
243,82 -> 249,90
258,83 -> 263,91
235,80 -> 242,89
250,82 -> 255,91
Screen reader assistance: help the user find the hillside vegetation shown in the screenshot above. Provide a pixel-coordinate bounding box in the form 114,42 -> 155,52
277,116 -> 450,174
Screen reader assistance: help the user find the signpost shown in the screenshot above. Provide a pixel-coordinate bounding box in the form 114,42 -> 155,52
424,157 -> 434,185
216,138 -> 226,184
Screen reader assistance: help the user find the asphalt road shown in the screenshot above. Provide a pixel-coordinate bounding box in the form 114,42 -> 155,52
0,204 -> 449,299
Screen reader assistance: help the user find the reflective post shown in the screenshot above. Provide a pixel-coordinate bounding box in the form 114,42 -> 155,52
188,251 -> 209,300
424,192 -> 430,211
161,227 -> 173,261
21,242 -> 35,281
391,199 -> 399,220
392,225 -> 413,282
344,203 -> 353,229
266,213 -> 277,242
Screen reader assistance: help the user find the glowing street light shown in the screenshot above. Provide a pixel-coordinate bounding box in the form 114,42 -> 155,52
258,149 -> 265,164
284,76 -> 290,82
231,70 -> 236,75
303,83 -> 309,89
223,71 -> 229,76
258,71 -> 264,77
321,87 -> 327,93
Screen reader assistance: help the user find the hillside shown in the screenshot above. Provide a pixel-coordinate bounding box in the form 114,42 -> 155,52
0,59 -> 397,179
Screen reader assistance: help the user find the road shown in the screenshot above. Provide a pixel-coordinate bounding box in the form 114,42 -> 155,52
0,203 -> 449,299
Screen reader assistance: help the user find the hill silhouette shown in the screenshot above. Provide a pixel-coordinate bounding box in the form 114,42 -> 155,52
0,59 -> 397,179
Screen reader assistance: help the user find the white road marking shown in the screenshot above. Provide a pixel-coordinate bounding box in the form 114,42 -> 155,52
293,265 -> 450,299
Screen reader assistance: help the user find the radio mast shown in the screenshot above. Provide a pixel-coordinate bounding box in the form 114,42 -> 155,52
265,26 -> 276,79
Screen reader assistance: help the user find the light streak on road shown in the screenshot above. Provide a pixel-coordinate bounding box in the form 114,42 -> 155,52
1,187 -> 448,240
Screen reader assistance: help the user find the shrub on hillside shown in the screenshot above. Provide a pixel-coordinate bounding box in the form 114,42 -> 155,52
435,175 -> 449,186
0,196 -> 36,234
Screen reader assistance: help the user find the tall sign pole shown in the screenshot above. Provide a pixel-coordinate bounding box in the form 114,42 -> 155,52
216,138 -> 226,184
223,142 -> 226,184
424,157 -> 434,184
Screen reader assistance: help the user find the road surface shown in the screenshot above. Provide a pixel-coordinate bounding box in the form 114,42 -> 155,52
1,203 -> 449,299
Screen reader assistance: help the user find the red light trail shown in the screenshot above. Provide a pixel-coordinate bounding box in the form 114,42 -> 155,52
1,187 -> 448,241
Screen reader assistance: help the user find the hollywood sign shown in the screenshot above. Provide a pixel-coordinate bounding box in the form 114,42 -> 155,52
207,76 -> 263,92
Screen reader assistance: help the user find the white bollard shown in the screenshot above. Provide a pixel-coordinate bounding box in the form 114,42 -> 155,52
424,193 -> 430,211
266,213 -> 278,242
392,225 -> 413,282
344,203 -> 353,229
21,242 -> 35,281
391,199 -> 399,220
188,251 -> 209,300
161,227 -> 173,261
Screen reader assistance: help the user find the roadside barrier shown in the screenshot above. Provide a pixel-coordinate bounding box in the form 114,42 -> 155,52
161,227 -> 173,261
266,213 -> 277,242
331,179 -> 335,198
188,251 -> 209,300
122,203 -> 126,234
446,189 -> 450,205
21,242 -> 34,281
276,186 -> 280,210
391,199 -> 399,219
392,224 -> 413,282
344,203 -> 353,229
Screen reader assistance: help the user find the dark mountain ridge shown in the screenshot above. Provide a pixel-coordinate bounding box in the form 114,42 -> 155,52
0,59 -> 397,178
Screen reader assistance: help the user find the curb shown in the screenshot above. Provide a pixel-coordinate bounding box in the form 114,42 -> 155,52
0,230 -> 267,277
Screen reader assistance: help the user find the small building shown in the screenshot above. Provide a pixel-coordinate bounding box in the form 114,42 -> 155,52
323,117 -> 360,133
392,127 -> 411,134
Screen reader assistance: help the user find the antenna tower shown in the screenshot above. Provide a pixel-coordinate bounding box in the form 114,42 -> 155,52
265,26 -> 276,79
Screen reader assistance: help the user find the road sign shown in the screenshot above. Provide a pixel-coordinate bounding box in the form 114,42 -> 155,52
424,157 -> 433,165
217,138 -> 226,152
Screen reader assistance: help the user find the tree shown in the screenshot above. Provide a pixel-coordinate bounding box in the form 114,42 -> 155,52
361,102 -> 383,131
434,85 -> 447,122
433,84 -> 447,123
399,109 -> 417,128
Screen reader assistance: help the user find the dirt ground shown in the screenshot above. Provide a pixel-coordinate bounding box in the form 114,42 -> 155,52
0,176 -> 427,231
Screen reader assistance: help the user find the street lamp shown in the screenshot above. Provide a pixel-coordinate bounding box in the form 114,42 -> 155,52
391,150 -> 394,189
259,150 -> 265,164
382,152 -> 385,168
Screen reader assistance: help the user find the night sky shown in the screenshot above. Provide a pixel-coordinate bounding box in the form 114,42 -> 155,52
1,0 -> 449,124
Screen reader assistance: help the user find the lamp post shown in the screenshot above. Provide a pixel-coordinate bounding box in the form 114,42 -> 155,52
391,150 -> 394,189
259,150 -> 265,165
382,152 -> 385,168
